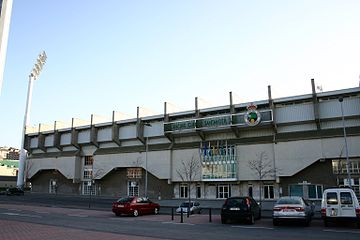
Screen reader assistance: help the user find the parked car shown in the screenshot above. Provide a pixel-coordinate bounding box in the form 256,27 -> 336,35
176,201 -> 201,214
6,187 -> 24,196
112,196 -> 160,217
221,196 -> 261,224
272,196 -> 314,226
321,188 -> 360,228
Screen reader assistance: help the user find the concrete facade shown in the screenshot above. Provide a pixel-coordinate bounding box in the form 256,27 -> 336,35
24,85 -> 360,200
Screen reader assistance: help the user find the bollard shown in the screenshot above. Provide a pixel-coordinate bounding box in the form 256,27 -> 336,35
180,208 -> 184,223
171,207 -> 174,221
209,208 -> 212,222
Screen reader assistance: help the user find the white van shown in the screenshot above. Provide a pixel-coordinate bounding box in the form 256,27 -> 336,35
321,188 -> 360,228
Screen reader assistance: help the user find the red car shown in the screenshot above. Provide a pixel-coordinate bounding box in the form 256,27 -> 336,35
112,196 -> 160,217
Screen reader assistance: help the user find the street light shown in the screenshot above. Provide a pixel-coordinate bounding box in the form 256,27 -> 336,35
17,51 -> 47,189
144,123 -> 152,197
339,97 -> 352,189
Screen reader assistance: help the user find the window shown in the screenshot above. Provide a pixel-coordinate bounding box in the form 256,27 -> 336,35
327,192 -> 338,205
289,185 -> 303,197
84,156 -> 94,166
264,185 -> 274,199
216,184 -> 230,199
308,185 -> 323,199
49,179 -> 57,194
128,181 -> 139,197
127,168 -> 142,178
82,181 -> 96,195
196,184 -> 201,198
83,169 -> 92,180
332,159 -> 360,174
248,185 -> 253,197
340,192 -> 353,205
180,184 -> 188,198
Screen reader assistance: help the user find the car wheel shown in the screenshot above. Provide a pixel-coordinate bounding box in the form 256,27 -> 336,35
115,212 -> 121,217
133,210 -> 139,217
249,214 -> 255,225
154,208 -> 159,215
273,219 -> 279,226
221,217 -> 227,224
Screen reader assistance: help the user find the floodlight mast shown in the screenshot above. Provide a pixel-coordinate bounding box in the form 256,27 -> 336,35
17,51 -> 47,189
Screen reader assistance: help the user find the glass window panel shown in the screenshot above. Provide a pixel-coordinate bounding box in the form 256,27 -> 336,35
290,185 -> 303,197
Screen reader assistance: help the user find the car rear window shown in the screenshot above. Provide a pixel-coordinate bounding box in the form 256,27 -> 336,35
340,192 -> 353,205
225,198 -> 246,207
117,197 -> 134,203
277,198 -> 302,204
326,192 -> 338,205
180,202 -> 193,207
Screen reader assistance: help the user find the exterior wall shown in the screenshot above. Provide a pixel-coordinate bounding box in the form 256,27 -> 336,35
93,150 -> 171,180
27,156 -> 77,180
237,143 -> 275,181
31,170 -> 79,194
279,160 -> 337,197
24,87 -> 360,199
98,168 -> 173,198
99,168 -> 128,197
172,148 -> 201,182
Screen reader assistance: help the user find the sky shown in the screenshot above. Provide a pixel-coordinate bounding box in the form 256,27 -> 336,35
0,0 -> 360,148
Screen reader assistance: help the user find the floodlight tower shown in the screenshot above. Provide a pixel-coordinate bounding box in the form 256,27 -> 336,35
17,51 -> 47,189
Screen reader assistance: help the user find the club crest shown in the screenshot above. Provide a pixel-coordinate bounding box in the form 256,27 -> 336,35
244,103 -> 261,126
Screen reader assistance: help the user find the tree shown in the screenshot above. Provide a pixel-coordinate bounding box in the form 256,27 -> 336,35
176,155 -> 201,216
248,151 -> 277,206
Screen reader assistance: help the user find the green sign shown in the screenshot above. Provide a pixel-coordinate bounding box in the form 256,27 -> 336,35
163,110 -> 272,132
164,120 -> 196,132
196,116 -> 231,129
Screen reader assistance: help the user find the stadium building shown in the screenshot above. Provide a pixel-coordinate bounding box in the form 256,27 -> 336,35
24,81 -> 360,201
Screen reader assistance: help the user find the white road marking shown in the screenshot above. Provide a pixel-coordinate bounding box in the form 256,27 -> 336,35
323,229 -> 360,234
34,211 -> 49,214
1,212 -> 42,218
67,214 -> 88,218
231,225 -> 274,230
162,222 -> 195,226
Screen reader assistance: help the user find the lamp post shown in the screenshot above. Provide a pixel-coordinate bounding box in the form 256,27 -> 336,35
144,123 -> 152,197
339,97 -> 352,189
17,51 -> 47,189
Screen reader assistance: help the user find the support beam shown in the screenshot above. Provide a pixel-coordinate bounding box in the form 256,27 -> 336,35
311,79 -> 321,130
111,111 -> 121,146
38,133 -> 47,152
53,130 -> 62,151
90,114 -> 99,148
111,123 -> 121,146
229,91 -> 235,114
268,85 -> 278,135
90,125 -> 99,148
136,107 -> 146,144
195,97 -> 200,118
196,130 -> 205,141
71,128 -> 80,149
231,126 -> 240,138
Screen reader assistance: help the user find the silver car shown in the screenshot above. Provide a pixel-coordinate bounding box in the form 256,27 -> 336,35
272,196 -> 314,226
176,201 -> 201,214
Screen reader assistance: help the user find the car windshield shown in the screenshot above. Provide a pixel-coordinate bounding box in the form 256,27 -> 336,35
117,197 -> 134,203
180,202 -> 193,207
276,198 -> 302,204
